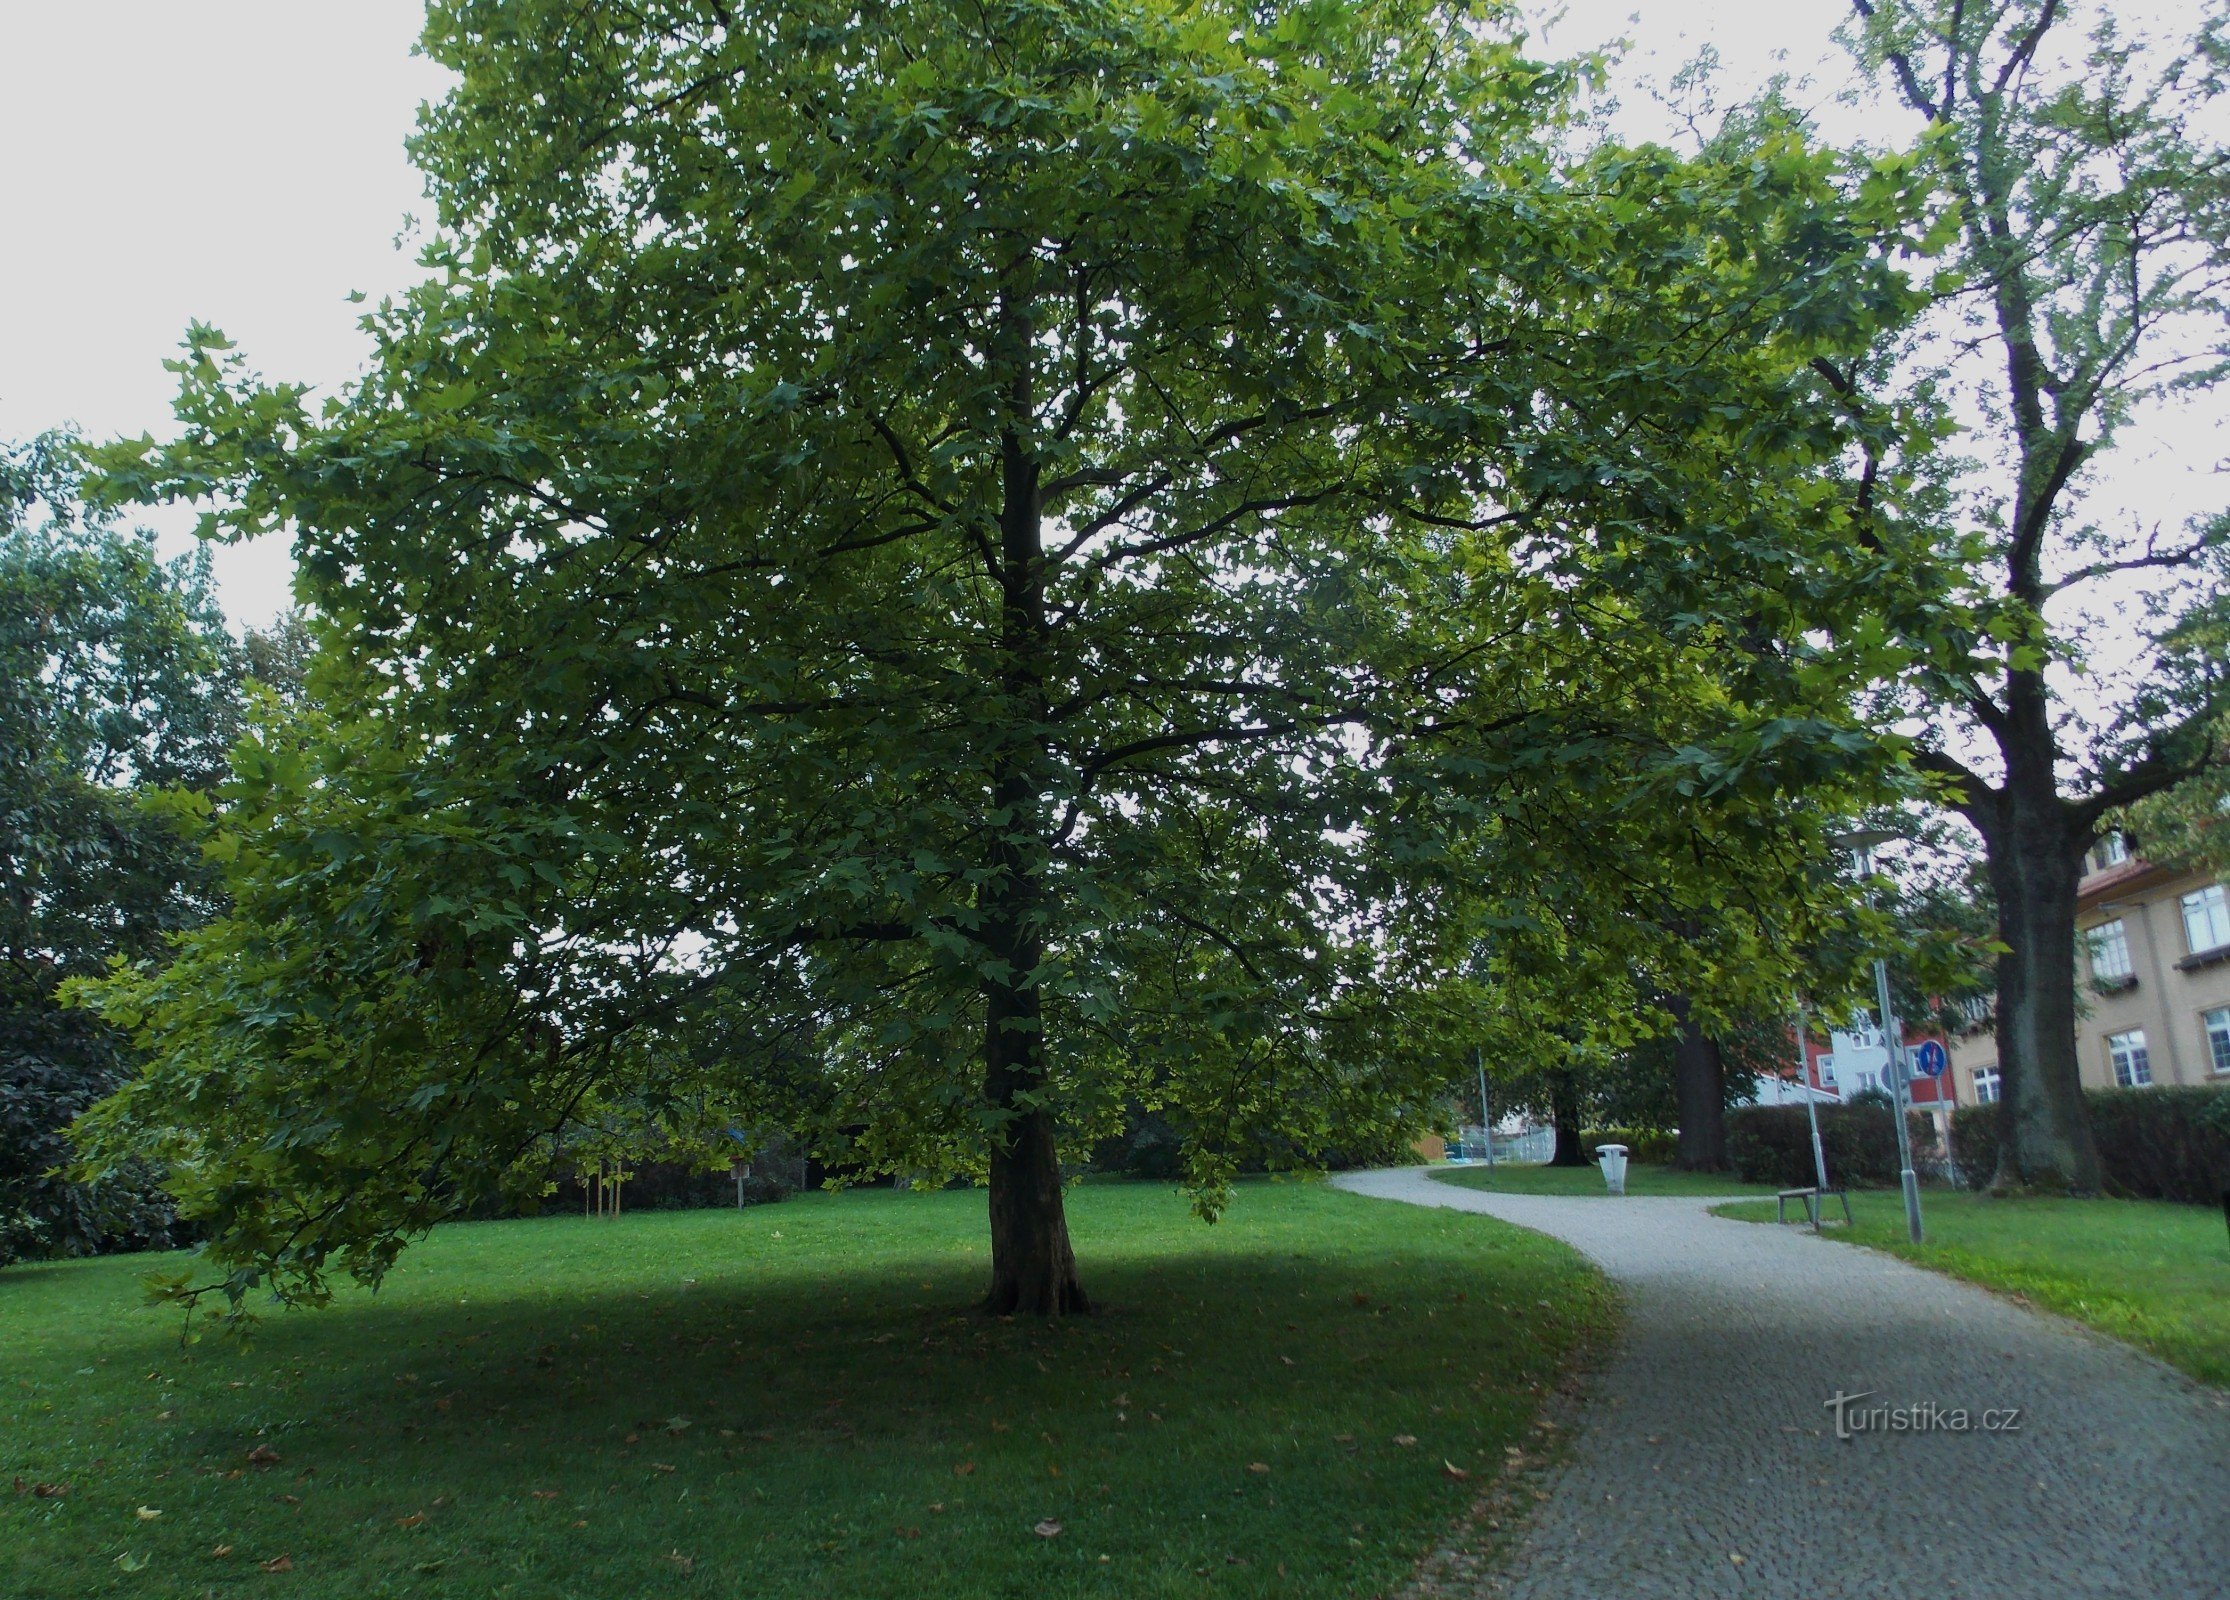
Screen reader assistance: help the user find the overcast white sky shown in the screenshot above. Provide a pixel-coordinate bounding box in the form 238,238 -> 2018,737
0,1 -> 2212,652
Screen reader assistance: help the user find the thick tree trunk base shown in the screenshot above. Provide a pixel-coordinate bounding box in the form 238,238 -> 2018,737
983,1103 -> 1091,1317
1670,1006 -> 1729,1172
981,1269 -> 1092,1317
1983,807 -> 2103,1196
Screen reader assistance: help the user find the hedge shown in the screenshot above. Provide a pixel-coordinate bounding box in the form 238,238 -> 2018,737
1727,1104 -> 1941,1189
1952,1085 -> 2230,1203
1581,1126 -> 1677,1165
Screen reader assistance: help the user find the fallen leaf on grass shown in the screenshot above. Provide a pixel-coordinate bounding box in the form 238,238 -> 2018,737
1246,1463 -> 1270,1475
210,1545 -> 234,1558
246,1446 -> 281,1467
1729,1553 -> 1746,1567
1442,1461 -> 1471,1481
261,1555 -> 293,1572
530,1490 -> 560,1500
664,1551 -> 694,1571
395,1513 -> 425,1529
135,1506 -> 163,1521
650,1462 -> 677,1474
1392,1435 -> 1417,1447
954,1462 -> 977,1478
1034,1519 -> 1063,1539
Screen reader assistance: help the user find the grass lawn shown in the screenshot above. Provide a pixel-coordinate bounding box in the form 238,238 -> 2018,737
1431,1162 -> 1779,1199
1,1180 -> 1611,1600
1714,1189 -> 2230,1388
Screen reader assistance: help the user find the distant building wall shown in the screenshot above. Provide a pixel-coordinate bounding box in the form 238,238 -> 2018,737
1948,839 -> 2230,1103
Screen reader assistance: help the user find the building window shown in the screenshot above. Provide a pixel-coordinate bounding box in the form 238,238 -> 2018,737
1972,1062 -> 2000,1103
2106,1029 -> 2152,1088
2084,919 -> 2133,982
2088,833 -> 2130,872
2206,1009 -> 2230,1076
2182,884 -> 2230,955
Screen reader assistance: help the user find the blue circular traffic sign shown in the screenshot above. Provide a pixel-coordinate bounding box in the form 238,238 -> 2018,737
1914,1039 -> 1948,1078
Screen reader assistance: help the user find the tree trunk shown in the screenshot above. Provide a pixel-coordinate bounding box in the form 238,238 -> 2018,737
982,966 -> 1088,1315
1548,1071 -> 1589,1166
1668,998 -> 1728,1171
978,301 -> 1088,1315
1981,782 -> 2101,1193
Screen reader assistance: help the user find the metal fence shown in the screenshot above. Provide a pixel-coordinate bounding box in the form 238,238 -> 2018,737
1446,1125 -> 1554,1164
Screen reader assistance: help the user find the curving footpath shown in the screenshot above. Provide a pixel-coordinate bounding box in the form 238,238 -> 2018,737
1333,1167 -> 2229,1600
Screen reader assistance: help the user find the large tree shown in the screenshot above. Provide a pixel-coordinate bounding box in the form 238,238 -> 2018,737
0,435 -> 274,1264
78,0 -> 1927,1317
1840,0 -> 2230,1189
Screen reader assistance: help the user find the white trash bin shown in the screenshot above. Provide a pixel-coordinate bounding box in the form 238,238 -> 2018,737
1595,1143 -> 1629,1196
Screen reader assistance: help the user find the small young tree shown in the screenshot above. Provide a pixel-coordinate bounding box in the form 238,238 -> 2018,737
1842,0 -> 2230,1188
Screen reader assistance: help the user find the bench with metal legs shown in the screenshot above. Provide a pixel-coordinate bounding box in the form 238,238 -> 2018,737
1775,1186 -> 1853,1227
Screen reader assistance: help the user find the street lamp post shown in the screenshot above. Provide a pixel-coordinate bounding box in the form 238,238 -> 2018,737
1794,1006 -> 1830,1229
1834,830 -> 1925,1245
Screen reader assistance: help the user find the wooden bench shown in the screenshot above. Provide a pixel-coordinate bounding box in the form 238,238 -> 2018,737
1776,1186 -> 1853,1227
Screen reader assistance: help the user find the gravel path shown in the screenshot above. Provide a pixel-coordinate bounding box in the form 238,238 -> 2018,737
1333,1167 -> 2229,1600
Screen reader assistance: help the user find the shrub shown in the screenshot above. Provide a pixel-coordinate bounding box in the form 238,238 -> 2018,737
1,1011 -> 189,1266
1579,1126 -> 1677,1165
1953,1086 -> 2230,1203
1727,1104 -> 1929,1189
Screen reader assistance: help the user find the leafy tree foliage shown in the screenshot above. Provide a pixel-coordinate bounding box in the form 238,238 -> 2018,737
1840,0 -> 2230,1188
0,436 -> 273,1263
78,0 -> 1933,1316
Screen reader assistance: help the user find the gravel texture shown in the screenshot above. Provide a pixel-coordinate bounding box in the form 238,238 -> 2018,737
1334,1167 -> 2230,1600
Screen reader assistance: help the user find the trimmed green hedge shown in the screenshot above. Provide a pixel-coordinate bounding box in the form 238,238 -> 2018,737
1952,1085 -> 2230,1203
1727,1104 -> 1939,1189
1580,1126 -> 1677,1165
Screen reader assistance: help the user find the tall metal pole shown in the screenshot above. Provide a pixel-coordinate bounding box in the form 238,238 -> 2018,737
1870,947 -> 1925,1245
1796,1007 -> 1829,1227
1476,1050 -> 1494,1168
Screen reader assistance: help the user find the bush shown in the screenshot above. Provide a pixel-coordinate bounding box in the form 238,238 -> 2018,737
1579,1126 -> 1677,1165
1727,1104 -> 1934,1189
1952,1086 -> 2230,1202
1,1009 -> 189,1267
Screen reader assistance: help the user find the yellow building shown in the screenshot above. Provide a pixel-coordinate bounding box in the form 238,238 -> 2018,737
1950,836 -> 2230,1103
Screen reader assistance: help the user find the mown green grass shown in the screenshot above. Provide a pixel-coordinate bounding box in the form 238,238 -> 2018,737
1,1180 -> 1611,1600
1431,1162 -> 1779,1199
1715,1189 -> 2230,1387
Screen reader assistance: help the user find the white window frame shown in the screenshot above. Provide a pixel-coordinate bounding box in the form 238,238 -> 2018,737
2084,919 -> 2133,981
2205,1008 -> 2230,1077
1971,1062 -> 2001,1104
2090,833 -> 2130,871
2181,884 -> 2230,955
2106,1029 -> 2152,1088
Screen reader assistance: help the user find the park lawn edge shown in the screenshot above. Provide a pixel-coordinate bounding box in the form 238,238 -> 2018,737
2,1179 -> 1620,1600
1709,1193 -> 2230,1390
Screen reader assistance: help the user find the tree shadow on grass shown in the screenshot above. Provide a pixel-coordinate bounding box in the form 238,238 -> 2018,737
4,1197 -> 1605,1599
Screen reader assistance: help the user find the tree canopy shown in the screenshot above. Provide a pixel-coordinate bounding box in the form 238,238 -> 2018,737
1839,0 -> 2230,1188
0,436 -> 289,1264
77,0 -> 1937,1316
